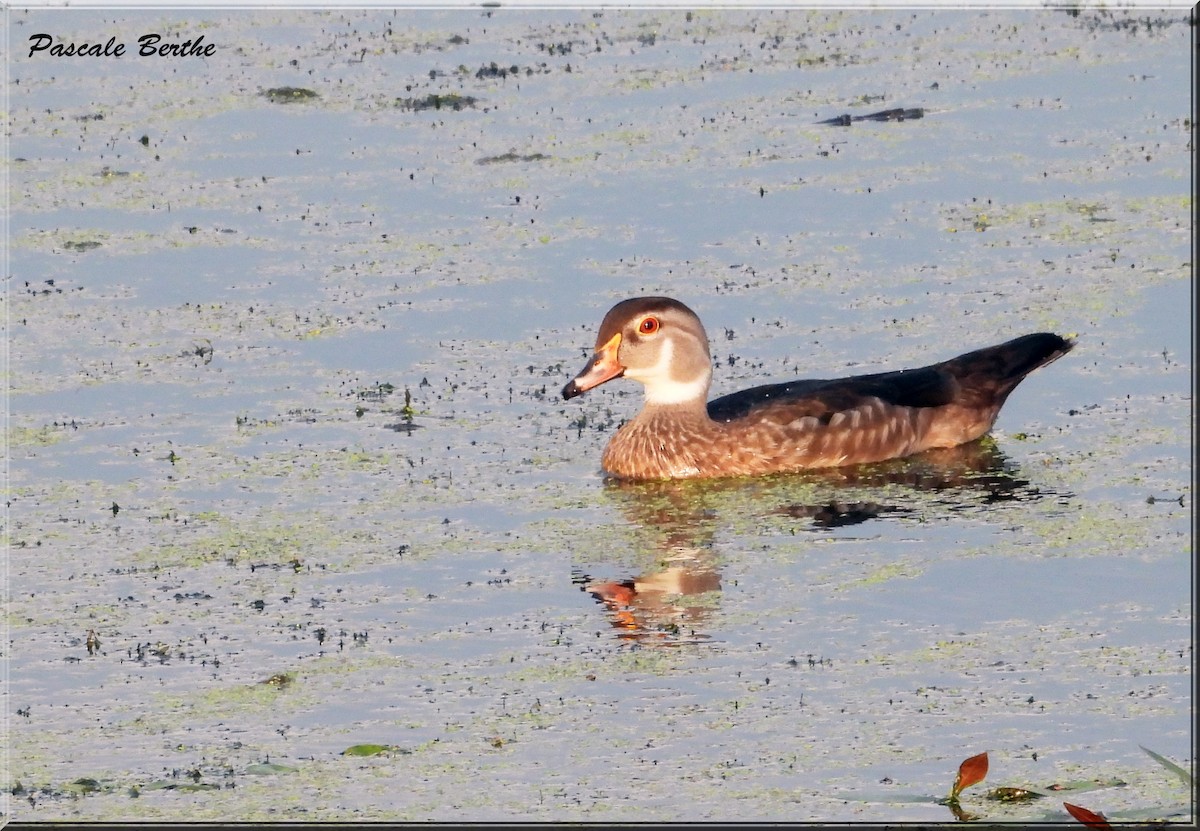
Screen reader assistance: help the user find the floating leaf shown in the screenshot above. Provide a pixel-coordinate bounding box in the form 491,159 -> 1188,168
245,763 -> 299,775
1045,777 -> 1127,793
1139,745 -> 1195,787
142,780 -> 219,792
64,777 -> 103,795
341,743 -> 393,757
950,751 -> 989,800
1064,801 -> 1112,829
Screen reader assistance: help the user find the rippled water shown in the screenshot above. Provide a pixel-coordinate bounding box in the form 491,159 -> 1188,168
5,6 -> 1193,823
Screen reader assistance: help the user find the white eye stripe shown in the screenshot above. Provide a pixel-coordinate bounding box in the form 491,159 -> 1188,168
626,337 -> 674,380
658,338 -> 675,375
626,338 -> 713,405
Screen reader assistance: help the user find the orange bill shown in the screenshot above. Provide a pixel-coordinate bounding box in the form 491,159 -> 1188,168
562,332 -> 623,399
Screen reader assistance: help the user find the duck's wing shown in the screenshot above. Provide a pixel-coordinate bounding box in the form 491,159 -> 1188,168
706,366 -> 953,425
707,333 -> 1073,426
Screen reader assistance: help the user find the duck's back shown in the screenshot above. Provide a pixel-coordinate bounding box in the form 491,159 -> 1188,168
708,333 -> 1072,425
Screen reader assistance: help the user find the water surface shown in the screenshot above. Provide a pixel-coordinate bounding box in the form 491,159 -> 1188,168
4,6 -> 1193,823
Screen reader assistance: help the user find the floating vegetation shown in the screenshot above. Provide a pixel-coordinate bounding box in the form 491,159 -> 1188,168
474,61 -> 520,79
942,750 -> 989,819
261,86 -> 319,103
476,151 -> 551,165
143,779 -> 221,793
64,777 -> 103,795
384,386 -> 424,433
341,743 -> 398,757
986,786 -> 1045,803
181,338 -> 214,364
1139,745 -> 1194,787
1062,8 -> 1193,34
244,762 -> 299,775
355,381 -> 396,402
1063,801 -> 1111,829
852,749 -> 1186,824
394,92 -> 478,111
7,424 -> 70,447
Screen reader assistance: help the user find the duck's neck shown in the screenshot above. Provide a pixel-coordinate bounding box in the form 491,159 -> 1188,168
642,375 -> 712,409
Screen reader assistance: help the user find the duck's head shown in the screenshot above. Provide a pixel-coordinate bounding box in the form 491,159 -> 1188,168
562,296 -> 713,407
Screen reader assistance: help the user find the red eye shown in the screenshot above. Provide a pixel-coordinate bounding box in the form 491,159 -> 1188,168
639,317 -> 660,334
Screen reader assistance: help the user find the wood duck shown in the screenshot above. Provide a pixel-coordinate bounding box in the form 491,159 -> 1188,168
562,296 -> 1074,481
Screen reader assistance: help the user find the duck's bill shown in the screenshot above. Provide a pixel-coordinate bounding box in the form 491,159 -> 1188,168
562,332 -> 623,400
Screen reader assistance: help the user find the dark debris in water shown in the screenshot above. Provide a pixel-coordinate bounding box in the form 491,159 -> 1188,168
472,61 -> 555,80
820,107 -> 926,126
536,40 -> 582,55
356,381 -> 396,402
476,151 -> 551,165
181,339 -> 214,365
1060,7 -> 1194,33
476,61 -> 520,79
394,93 -> 478,112
249,558 -> 304,573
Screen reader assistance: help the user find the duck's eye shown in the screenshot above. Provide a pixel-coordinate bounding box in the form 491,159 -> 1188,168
639,317 -> 660,335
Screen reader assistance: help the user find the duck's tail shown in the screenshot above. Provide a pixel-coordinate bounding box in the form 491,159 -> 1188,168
947,332 -> 1075,408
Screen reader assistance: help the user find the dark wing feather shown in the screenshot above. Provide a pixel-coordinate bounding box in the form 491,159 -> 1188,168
706,333 -> 1074,425
707,366 -> 955,424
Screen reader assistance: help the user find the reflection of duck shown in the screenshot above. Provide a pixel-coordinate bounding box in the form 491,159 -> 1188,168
579,440 -> 1067,643
563,297 -> 1073,481
769,438 -> 1058,523
580,549 -> 721,646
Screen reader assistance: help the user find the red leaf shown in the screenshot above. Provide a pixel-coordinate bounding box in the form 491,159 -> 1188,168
1063,801 -> 1112,829
950,751 -> 989,799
